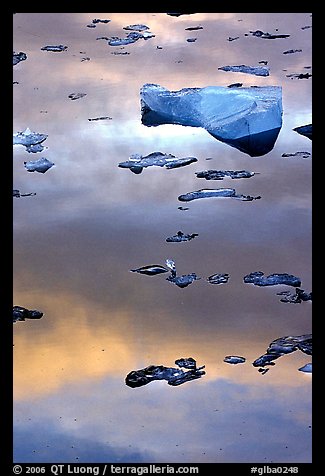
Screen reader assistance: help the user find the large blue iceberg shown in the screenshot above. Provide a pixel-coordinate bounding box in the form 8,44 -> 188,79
140,84 -> 283,156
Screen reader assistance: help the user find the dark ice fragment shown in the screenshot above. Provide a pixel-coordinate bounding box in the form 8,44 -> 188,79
130,265 -> 169,276
249,30 -> 290,39
68,92 -> 87,100
88,116 -> 112,121
283,49 -> 302,54
123,24 -> 149,31
13,306 -> 43,323
178,188 -> 261,202
92,18 -> 111,24
166,273 -> 200,288
207,273 -> 229,284
41,45 -> 67,52
293,124 -> 312,140
13,189 -> 36,198
195,170 -> 255,180
224,356 -> 246,364
218,64 -> 269,76
125,358 -> 205,388
286,72 -> 312,79
227,83 -> 243,88
13,51 -> 27,65
252,334 -> 312,372
277,288 -> 312,303
119,152 -> 197,174
282,151 -> 311,159
166,231 -> 198,242
243,271 -> 301,287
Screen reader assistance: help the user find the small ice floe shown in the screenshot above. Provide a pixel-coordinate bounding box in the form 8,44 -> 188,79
293,124 -> 312,140
218,64 -> 269,76
125,357 -> 205,387
252,334 -> 312,373
130,264 -> 169,276
166,273 -> 200,288
243,271 -> 301,287
228,36 -> 239,41
248,30 -> 290,39
13,51 -> 27,65
207,273 -> 229,284
186,37 -> 197,42
298,363 -> 312,373
277,288 -> 312,303
286,72 -> 312,79
166,231 -> 198,242
13,189 -> 36,198
13,127 -> 48,149
178,188 -> 261,202
108,30 -> 155,46
13,306 -> 43,323
166,13 -> 196,16
118,152 -> 197,174
185,26 -> 203,31
123,24 -> 149,31
68,92 -> 87,100
92,18 -> 111,24
224,356 -> 246,364
24,157 -> 55,173
282,151 -> 311,159
283,49 -> 302,54
165,258 -> 200,288
25,143 -> 48,153
195,170 -> 255,180
88,116 -> 112,121
41,45 -> 67,52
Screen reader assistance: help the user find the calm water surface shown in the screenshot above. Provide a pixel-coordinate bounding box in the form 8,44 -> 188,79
13,12 -> 312,463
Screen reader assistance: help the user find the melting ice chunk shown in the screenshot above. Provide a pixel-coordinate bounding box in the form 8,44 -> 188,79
196,170 -> 255,180
24,157 -> 55,173
224,356 -> 246,364
130,264 -> 169,275
118,152 -> 197,174
13,128 -> 48,148
207,273 -> 230,284
218,64 -> 269,76
243,271 -> 301,287
13,306 -> 43,323
298,363 -> 312,373
140,83 -> 282,156
125,358 -> 205,387
178,188 -> 261,202
166,231 -> 198,242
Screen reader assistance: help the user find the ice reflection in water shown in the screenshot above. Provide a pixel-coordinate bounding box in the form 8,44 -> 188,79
13,12 -> 312,464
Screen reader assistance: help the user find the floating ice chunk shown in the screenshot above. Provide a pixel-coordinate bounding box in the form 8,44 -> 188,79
248,30 -> 290,39
92,18 -> 111,24
277,288 -> 312,303
123,24 -> 149,31
130,264 -> 169,275
283,49 -> 302,54
298,363 -> 312,373
41,45 -> 67,52
68,92 -> 87,100
196,170 -> 255,180
118,152 -> 197,174
108,30 -> 155,46
13,189 -> 36,198
178,188 -> 261,202
166,273 -> 200,288
165,258 -> 177,277
253,334 -> 312,372
207,273 -> 229,284
243,271 -> 301,287
13,306 -> 43,323
282,151 -> 311,159
166,231 -> 198,242
218,64 -> 269,76
13,128 -> 48,147
13,51 -> 27,65
24,157 -> 55,173
224,356 -> 246,364
125,358 -> 205,387
140,84 -> 282,156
